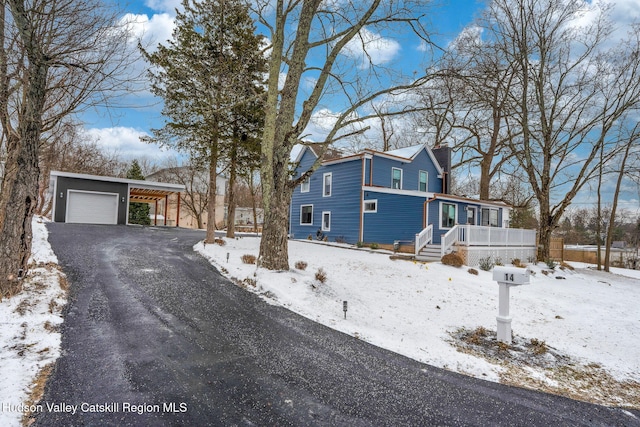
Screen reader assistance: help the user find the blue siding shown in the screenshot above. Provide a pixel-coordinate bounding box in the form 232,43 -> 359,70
370,149 -> 442,192
362,191 -> 426,244
290,144 -> 509,248
290,152 -> 362,243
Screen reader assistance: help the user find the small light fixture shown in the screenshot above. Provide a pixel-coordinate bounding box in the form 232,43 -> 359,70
343,301 -> 348,319
226,252 -> 230,263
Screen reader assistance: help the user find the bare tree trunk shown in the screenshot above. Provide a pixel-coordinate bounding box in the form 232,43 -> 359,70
595,148 -> 604,270
0,0 -> 48,297
605,132 -> 635,272
226,144 -> 237,238
258,184 -> 292,270
245,171 -> 259,233
205,150 -> 218,243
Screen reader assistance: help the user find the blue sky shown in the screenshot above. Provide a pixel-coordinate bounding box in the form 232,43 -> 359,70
80,0 -> 484,160
79,0 -> 640,214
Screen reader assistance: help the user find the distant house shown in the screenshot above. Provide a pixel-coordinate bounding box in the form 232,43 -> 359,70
233,206 -> 263,226
289,143 -> 537,265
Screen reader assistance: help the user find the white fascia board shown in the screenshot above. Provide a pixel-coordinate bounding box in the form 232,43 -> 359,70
51,170 -> 185,192
362,186 -> 435,198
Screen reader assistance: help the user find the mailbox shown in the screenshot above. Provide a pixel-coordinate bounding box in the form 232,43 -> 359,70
493,266 -> 530,286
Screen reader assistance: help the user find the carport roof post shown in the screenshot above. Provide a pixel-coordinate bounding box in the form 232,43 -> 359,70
50,171 -> 185,226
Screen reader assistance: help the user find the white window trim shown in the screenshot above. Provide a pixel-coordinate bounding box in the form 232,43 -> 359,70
323,172 -> 332,197
322,211 -> 331,231
301,177 -> 310,193
392,167 -> 403,190
418,170 -> 428,192
300,204 -> 313,225
363,199 -> 378,213
440,201 -> 457,229
466,206 -> 477,225
481,207 -> 499,227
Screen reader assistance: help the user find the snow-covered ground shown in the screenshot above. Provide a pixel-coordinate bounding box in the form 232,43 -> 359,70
0,218 -> 66,427
2,223 -> 638,427
196,236 -> 640,408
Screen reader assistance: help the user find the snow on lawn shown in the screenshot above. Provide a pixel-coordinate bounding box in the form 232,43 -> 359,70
196,236 -> 640,408
0,217 -> 67,427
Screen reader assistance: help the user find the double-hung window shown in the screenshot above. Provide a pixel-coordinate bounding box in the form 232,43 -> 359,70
301,177 -> 310,193
322,211 -> 331,231
323,173 -> 332,197
300,205 -> 313,225
419,170 -> 428,192
392,168 -> 403,189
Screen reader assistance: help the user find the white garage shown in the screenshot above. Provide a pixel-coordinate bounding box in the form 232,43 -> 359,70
66,190 -> 119,225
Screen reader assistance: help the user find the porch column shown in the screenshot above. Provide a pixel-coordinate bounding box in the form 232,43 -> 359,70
154,200 -> 158,226
164,194 -> 168,226
175,193 -> 181,227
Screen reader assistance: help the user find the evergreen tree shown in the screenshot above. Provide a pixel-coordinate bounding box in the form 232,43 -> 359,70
126,160 -> 151,225
141,0 -> 266,242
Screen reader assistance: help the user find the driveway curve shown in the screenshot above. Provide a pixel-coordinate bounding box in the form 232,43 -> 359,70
35,223 -> 638,426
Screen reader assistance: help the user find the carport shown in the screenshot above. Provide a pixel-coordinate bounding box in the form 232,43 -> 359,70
50,171 -> 185,226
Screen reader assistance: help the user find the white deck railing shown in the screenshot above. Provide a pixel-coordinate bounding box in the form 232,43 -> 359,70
441,226 -> 459,257
456,225 -> 537,247
441,225 -> 537,258
414,224 -> 433,255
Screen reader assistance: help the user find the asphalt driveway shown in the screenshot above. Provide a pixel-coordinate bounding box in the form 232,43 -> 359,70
35,223 -> 639,426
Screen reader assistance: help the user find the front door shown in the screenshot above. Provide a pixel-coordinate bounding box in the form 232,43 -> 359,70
467,207 -> 476,225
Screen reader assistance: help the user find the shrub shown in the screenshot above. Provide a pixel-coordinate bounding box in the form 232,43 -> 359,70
530,338 -> 548,355
494,257 -> 504,266
369,243 -> 379,250
478,256 -> 494,271
315,268 -> 327,283
294,261 -> 308,270
241,254 -> 257,264
545,258 -> 558,270
214,238 -> 226,246
468,268 -> 479,275
356,241 -> 364,248
307,234 -> 313,240
511,258 -> 525,268
441,252 -> 463,267
242,278 -> 257,288
527,255 -> 537,264
560,261 -> 574,271
465,326 -> 489,345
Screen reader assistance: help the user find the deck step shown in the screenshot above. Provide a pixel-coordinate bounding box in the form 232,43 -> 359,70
416,244 -> 441,262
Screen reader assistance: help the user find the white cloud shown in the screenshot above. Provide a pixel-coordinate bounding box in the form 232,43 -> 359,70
81,127 -> 179,161
343,28 -> 401,68
121,12 -> 175,50
145,0 -> 182,14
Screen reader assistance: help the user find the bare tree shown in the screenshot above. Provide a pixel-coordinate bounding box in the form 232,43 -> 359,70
603,122 -> 640,271
481,0 -> 640,259
0,0 -> 139,297
151,158 -> 210,229
419,28 -> 520,201
37,119 -> 127,216
254,0 -> 437,270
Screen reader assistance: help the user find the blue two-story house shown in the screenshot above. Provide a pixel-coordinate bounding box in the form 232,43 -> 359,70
289,143 -> 519,259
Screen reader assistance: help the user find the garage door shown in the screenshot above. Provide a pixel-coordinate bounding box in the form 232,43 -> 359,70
66,190 -> 119,224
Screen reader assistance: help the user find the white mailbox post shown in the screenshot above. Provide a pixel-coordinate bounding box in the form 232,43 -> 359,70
492,266 -> 530,344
